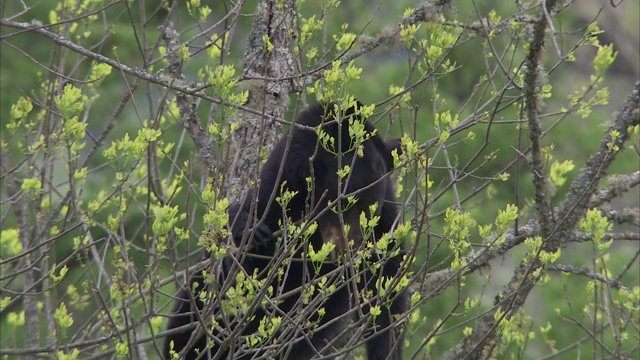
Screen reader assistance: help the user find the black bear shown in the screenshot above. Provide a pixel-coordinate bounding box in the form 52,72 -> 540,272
163,101 -> 408,360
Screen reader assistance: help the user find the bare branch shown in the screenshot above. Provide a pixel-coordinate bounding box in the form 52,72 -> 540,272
589,171 -> 640,207
522,1 -> 558,239
549,263 -> 632,292
569,231 -> 640,242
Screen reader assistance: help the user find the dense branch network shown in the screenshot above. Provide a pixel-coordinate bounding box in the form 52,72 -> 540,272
0,0 -> 637,359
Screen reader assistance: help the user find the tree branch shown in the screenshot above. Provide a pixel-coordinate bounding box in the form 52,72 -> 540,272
555,80 -> 640,234
225,0 -> 296,202
522,1 -> 556,240
589,171 -> 640,208
549,263 -> 633,292
444,78 -> 640,360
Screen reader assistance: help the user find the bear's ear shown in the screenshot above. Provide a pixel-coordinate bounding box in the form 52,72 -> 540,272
384,138 -> 402,169
323,99 -> 364,121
